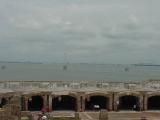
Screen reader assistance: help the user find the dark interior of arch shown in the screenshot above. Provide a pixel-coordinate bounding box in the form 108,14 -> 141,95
0,98 -> 7,108
28,96 -> 43,111
119,95 -> 139,110
148,96 -> 160,110
52,95 -> 76,111
85,96 -> 108,110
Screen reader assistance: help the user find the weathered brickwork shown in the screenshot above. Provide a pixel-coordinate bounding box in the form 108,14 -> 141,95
0,80 -> 160,112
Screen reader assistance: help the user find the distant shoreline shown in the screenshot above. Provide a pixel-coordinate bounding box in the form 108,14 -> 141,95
1,61 -> 160,66
0,61 -> 43,64
133,64 -> 160,66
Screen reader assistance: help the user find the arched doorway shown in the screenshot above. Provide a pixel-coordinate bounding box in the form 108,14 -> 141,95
85,96 -> 108,110
52,95 -> 76,111
148,96 -> 160,110
119,95 -> 139,110
28,95 -> 43,111
0,98 -> 7,108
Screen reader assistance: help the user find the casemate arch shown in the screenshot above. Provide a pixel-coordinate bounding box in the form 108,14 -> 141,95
118,95 -> 140,111
52,95 -> 77,111
147,95 -> 160,110
85,95 -> 109,110
18,91 -> 160,112
0,98 -> 8,108
28,95 -> 44,111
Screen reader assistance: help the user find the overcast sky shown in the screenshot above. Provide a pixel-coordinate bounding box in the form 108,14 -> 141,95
0,0 -> 160,64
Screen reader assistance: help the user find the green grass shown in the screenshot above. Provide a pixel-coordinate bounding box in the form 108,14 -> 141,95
19,116 -> 32,120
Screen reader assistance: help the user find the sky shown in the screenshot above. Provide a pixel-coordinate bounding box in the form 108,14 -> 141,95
0,0 -> 160,64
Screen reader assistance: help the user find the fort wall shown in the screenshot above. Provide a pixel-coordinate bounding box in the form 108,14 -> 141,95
0,80 -> 160,112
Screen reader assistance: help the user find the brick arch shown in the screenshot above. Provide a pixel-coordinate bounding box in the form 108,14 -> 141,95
85,92 -> 110,98
52,91 -> 78,99
115,92 -> 141,111
52,95 -> 77,111
21,93 -> 45,111
117,92 -> 141,98
53,93 -> 77,99
147,92 -> 160,98
53,95 -> 77,101
69,93 -> 78,99
147,94 -> 160,110
28,95 -> 44,111
23,93 -> 42,98
23,91 -> 50,98
85,92 -> 111,111
0,97 -> 8,108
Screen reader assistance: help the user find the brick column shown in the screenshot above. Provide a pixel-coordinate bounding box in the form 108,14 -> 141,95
81,96 -> 85,112
108,95 -> 113,111
76,96 -> 81,112
76,92 -> 85,112
24,97 -> 28,111
49,95 -> 52,111
43,95 -> 48,107
143,95 -> 148,111
113,93 -> 119,111
139,95 -> 143,111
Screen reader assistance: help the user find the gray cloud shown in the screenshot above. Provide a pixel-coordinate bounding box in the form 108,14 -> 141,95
0,0 -> 160,64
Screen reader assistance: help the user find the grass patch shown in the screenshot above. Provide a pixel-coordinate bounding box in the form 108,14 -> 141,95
19,116 -> 31,120
19,116 -> 34,120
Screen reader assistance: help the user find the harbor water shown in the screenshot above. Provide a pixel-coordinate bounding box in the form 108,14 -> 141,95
0,63 -> 160,81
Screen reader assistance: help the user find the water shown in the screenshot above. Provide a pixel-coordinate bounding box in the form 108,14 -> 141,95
0,63 -> 160,81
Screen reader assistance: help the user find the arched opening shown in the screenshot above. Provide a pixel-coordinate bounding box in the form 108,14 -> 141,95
28,96 -> 43,111
119,95 -> 139,110
0,98 -> 7,108
85,96 -> 108,110
52,95 -> 76,111
148,96 -> 160,110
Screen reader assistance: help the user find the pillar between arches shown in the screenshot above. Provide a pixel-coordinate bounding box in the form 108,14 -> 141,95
108,95 -> 113,111
76,96 -> 81,112
24,96 -> 28,111
75,92 -> 85,112
143,94 -> 148,111
42,95 -> 48,107
113,93 -> 118,111
81,96 -> 85,112
49,95 -> 52,111
139,95 -> 143,111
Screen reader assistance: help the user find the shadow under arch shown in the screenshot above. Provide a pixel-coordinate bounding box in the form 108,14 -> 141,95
52,95 -> 77,111
148,95 -> 160,110
85,94 -> 109,111
0,98 -> 8,108
118,95 -> 140,111
28,95 -> 44,111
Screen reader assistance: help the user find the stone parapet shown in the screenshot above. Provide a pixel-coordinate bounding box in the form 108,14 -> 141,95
0,79 -> 159,92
